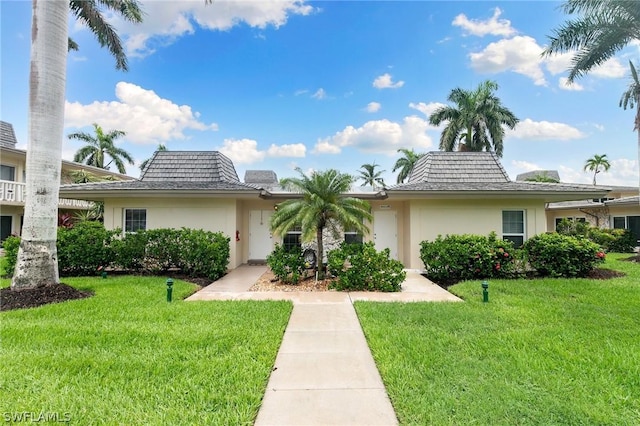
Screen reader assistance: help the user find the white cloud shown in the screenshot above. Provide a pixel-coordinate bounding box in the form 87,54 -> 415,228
313,116 -> 433,155
373,73 -> 404,89
508,118 -> 585,140
511,160 -> 542,172
559,77 -> 584,91
108,1 -> 315,58
64,81 -> 217,144
408,101 -> 446,118
311,88 -> 327,100
544,51 -> 574,75
589,57 -> 627,79
294,89 -> 309,96
469,36 -> 546,85
452,7 -> 516,37
366,102 -> 381,113
267,143 -> 306,157
219,138 -> 306,164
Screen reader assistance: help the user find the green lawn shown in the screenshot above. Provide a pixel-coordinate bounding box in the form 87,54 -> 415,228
356,253 -> 640,425
0,276 -> 292,425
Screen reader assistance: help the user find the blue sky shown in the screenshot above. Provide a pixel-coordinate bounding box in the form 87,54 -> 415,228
1,1 -> 639,186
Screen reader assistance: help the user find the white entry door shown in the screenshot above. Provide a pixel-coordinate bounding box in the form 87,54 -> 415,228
249,210 -> 273,260
374,210 -> 398,260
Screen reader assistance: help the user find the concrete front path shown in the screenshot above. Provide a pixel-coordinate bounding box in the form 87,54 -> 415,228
254,295 -> 398,426
186,265 -> 461,425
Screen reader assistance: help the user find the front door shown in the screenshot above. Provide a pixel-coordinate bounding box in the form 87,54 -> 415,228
249,210 -> 273,260
374,210 -> 398,260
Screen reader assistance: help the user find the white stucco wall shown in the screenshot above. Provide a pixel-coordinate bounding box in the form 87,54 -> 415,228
104,197 -> 240,268
406,199 -> 547,269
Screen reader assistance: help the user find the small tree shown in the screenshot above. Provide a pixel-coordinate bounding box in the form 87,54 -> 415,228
357,162 -> 385,189
270,168 -> 372,277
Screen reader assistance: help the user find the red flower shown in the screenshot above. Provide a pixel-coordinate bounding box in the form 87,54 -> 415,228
504,252 -> 509,257
495,263 -> 501,270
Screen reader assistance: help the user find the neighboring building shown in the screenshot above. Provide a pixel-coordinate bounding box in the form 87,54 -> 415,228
0,121 -> 133,241
59,150 -> 610,270
518,170 -> 640,244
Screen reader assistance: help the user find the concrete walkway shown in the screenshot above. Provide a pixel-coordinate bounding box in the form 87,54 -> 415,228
186,265 -> 461,425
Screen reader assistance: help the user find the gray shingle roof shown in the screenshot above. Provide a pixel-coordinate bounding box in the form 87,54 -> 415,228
60,180 -> 259,193
390,181 -> 606,193
605,195 -> 640,206
244,170 -> 278,185
140,151 -> 240,182
407,151 -> 510,184
516,170 -> 560,182
0,121 -> 18,148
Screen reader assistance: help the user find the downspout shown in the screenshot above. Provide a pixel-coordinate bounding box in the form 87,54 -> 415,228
579,208 -> 601,227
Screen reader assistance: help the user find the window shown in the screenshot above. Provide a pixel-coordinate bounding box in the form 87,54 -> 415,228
344,224 -> 363,245
613,216 -> 626,229
283,225 -> 301,251
1,165 -> 15,181
124,209 -> 146,233
502,210 -> 525,247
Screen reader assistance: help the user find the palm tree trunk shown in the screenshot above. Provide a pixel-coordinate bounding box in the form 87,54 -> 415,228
316,227 -> 324,277
11,0 -> 68,289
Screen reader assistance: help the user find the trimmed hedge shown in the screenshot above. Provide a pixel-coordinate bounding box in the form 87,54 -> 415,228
2,225 -> 230,281
523,233 -> 605,278
266,244 -> 308,284
419,233 -> 516,285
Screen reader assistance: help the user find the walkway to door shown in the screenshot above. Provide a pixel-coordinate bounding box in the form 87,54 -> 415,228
186,265 -> 460,425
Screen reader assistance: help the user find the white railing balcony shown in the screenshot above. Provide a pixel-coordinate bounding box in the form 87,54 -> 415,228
0,180 -> 94,210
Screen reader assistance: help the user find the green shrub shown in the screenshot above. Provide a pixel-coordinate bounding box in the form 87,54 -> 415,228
178,228 -> 230,281
140,229 -> 183,274
588,228 -> 636,253
1,236 -> 21,277
57,221 -> 118,276
523,233 -> 605,278
327,242 -> 405,292
111,230 -> 147,272
419,233 -> 516,285
266,244 -> 308,284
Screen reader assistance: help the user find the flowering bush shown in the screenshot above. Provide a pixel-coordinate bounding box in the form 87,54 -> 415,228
419,233 -> 516,285
522,232 -> 604,278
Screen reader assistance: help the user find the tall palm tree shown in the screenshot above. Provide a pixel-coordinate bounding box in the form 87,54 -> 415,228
542,0 -> 640,83
139,144 -> 167,172
392,148 -> 425,184
12,0 -> 142,290
584,154 -> 611,185
619,61 -> 640,195
428,80 -> 519,158
70,123 -> 134,174
357,162 -> 386,189
270,168 -> 372,277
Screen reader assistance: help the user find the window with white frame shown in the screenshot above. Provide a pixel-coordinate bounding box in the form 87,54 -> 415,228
124,209 -> 146,233
283,225 -> 302,251
1,165 -> 15,181
502,210 -> 525,247
344,223 -> 363,245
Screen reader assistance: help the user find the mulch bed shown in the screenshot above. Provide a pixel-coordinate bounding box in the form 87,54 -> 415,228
1,283 -> 93,312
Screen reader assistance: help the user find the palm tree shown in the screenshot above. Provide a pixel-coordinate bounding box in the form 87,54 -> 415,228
12,0 -> 142,290
619,61 -> 640,196
584,154 -> 611,185
542,0 -> 640,84
69,0 -> 143,71
357,162 -> 385,189
139,144 -> 167,172
69,123 -> 134,174
392,148 -> 425,184
428,80 -> 519,158
270,168 -> 372,277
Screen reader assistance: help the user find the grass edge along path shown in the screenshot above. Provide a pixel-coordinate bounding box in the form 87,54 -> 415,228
0,276 -> 292,425
355,254 -> 640,425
